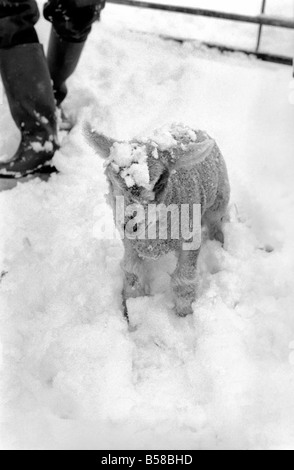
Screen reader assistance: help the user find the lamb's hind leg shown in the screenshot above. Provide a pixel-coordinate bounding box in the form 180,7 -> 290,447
121,240 -> 145,318
171,246 -> 200,317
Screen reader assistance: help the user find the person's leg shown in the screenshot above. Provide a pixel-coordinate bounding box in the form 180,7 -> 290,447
0,0 -> 40,48
44,0 -> 106,105
0,0 -> 58,177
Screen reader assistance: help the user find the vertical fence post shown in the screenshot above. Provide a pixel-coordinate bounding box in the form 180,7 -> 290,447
256,0 -> 267,52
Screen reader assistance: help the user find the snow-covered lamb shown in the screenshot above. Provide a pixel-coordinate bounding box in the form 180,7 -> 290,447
85,123 -> 230,317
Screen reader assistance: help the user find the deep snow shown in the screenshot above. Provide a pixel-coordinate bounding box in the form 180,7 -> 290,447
0,0 -> 294,450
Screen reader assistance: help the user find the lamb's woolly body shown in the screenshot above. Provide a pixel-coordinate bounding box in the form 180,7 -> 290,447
129,130 -> 230,260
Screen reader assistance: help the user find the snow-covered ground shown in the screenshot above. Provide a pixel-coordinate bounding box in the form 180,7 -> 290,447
0,0 -> 294,450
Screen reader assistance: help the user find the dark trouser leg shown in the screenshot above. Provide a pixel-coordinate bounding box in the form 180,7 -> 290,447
44,0 -> 106,105
0,1 -> 58,177
0,44 -> 58,177
0,0 -> 40,48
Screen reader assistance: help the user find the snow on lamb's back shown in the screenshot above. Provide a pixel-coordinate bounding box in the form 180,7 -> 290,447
145,123 -> 198,151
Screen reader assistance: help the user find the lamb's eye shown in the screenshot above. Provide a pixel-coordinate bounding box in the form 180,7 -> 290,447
153,170 -> 169,197
130,185 -> 141,197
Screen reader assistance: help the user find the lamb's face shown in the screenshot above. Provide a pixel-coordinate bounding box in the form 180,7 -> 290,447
105,142 -> 170,206
84,127 -> 174,206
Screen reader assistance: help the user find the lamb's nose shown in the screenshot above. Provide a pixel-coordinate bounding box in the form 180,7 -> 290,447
124,224 -> 138,233
124,217 -> 138,233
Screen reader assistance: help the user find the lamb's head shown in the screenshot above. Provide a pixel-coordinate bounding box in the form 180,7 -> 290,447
84,125 -> 172,205
84,123 -> 215,206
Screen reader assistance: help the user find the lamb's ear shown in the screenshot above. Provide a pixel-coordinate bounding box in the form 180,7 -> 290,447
174,139 -> 215,170
83,122 -> 115,159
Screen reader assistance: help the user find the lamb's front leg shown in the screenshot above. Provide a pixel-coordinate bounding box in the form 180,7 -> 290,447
121,240 -> 145,317
171,246 -> 200,317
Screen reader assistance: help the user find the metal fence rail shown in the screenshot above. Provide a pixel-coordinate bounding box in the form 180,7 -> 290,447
106,0 -> 293,66
107,0 -> 294,29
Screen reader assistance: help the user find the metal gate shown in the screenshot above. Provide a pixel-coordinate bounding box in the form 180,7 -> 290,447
107,0 -> 294,66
